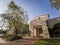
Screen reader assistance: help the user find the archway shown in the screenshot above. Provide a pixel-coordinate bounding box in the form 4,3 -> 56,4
53,23 -> 60,37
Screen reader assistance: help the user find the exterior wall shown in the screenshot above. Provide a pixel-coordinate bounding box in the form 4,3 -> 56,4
47,17 -> 60,29
34,29 -> 36,37
29,14 -> 50,38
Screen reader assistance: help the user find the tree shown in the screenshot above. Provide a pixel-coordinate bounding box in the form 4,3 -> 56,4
22,24 -> 29,34
0,1 -> 28,38
49,0 -> 60,9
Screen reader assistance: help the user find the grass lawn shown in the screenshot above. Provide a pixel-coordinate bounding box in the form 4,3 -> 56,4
32,38 -> 60,45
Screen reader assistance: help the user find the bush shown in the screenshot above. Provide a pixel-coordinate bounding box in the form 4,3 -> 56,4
9,36 -> 23,41
1,34 -> 23,41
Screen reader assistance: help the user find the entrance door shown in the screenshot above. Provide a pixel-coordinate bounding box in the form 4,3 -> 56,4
36,28 -> 39,37
36,28 -> 43,37
33,25 -> 43,37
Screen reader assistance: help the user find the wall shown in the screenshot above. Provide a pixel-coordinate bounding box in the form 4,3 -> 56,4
47,17 -> 60,29
29,14 -> 50,38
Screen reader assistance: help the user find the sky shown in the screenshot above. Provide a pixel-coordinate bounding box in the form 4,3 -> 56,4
0,0 -> 60,23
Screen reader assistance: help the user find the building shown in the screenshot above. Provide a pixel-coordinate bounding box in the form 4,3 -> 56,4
29,14 -> 60,38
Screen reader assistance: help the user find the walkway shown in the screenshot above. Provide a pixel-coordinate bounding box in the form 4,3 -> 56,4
0,38 -> 6,43
0,38 -> 39,45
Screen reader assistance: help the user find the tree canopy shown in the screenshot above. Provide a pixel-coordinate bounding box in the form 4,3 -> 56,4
49,0 -> 60,9
0,1 -> 28,36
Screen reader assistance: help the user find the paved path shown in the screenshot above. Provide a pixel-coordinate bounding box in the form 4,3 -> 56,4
0,38 -> 39,45
0,38 -> 7,43
11,38 -> 39,45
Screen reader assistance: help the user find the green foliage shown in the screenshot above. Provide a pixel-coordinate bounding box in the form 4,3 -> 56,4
49,0 -> 60,9
4,34 -> 13,39
33,39 -> 60,45
1,34 -> 23,41
23,24 -> 29,34
9,36 -> 23,41
0,1 -> 28,27
22,24 -> 31,36
8,1 -> 19,10
0,1 -> 28,40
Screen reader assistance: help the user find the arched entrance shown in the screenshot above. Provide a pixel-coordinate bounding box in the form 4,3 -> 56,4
53,23 -> 60,37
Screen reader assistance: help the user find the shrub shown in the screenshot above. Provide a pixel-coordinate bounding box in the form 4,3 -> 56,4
9,36 -> 23,41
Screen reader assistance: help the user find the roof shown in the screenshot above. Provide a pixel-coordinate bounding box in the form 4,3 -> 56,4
30,14 -> 50,23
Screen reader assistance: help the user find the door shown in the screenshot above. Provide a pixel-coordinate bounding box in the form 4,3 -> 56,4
36,28 -> 43,37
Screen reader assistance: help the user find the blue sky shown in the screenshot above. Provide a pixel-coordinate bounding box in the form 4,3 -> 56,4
0,0 -> 60,23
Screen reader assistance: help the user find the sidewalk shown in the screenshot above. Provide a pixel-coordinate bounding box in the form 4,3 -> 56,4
0,38 -> 7,43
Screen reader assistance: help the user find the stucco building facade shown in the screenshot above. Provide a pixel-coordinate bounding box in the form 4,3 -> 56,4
29,14 -> 60,38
